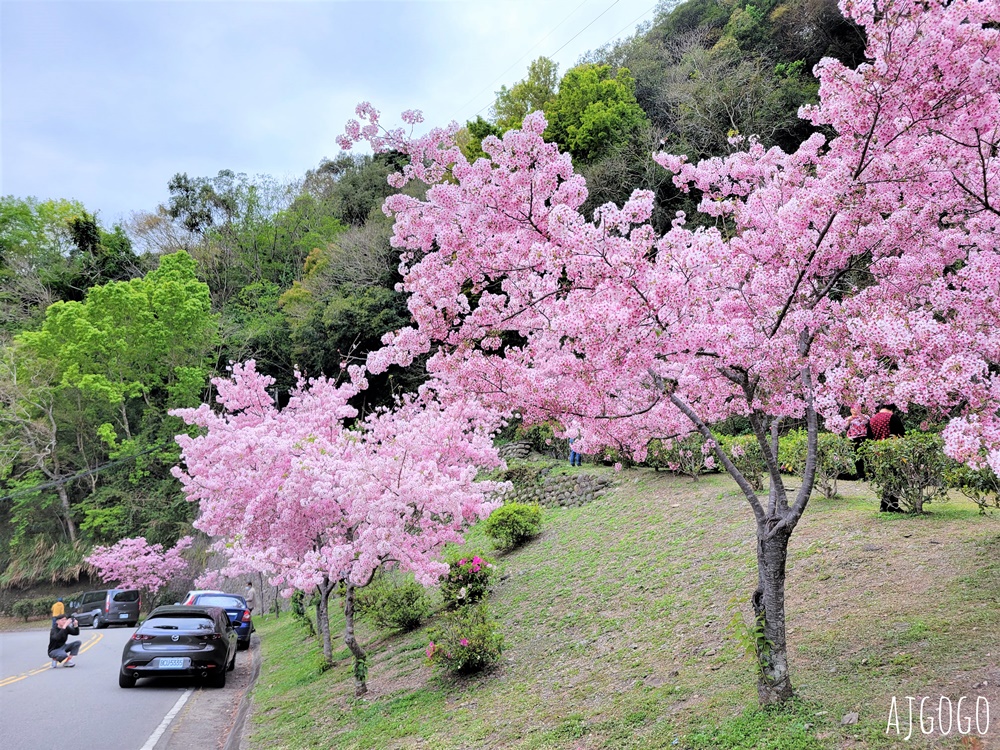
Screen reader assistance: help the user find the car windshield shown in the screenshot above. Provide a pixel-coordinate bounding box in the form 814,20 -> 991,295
194,595 -> 246,609
142,616 -> 215,632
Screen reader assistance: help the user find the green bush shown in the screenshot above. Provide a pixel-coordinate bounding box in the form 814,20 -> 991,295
595,444 -> 637,468
483,503 -> 543,549
356,572 -> 431,632
718,434 -> 767,491
495,462 -> 551,491
11,596 -> 55,621
514,422 -> 560,456
440,552 -> 495,608
497,419 -> 565,458
290,589 -> 315,637
646,435 -> 709,479
944,463 -> 1000,515
779,429 -> 856,499
426,603 -> 504,674
858,432 -> 950,513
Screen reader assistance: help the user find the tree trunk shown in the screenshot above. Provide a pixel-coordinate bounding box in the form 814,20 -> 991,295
343,583 -> 368,696
56,484 -> 77,544
753,528 -> 795,704
315,577 -> 334,667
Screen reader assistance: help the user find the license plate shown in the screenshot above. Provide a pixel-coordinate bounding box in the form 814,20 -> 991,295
158,658 -> 185,669
119,613 -> 129,619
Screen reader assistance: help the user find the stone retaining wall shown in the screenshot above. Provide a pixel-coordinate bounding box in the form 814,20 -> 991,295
496,471 -> 614,509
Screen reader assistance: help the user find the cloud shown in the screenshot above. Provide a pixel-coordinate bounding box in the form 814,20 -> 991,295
1,0 -> 654,223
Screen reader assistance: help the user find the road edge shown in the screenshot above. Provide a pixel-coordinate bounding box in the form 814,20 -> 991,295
223,634 -> 262,750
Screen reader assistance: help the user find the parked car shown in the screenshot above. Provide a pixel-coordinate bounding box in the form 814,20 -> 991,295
177,589 -> 224,604
185,593 -> 254,650
119,605 -> 237,688
69,589 -> 140,628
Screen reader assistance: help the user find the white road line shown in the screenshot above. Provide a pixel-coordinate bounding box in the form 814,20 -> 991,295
139,688 -> 193,750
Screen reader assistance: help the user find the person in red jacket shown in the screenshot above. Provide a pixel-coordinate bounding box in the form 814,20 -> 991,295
867,404 -> 906,512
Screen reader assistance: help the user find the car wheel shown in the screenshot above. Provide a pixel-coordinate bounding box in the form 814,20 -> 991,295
119,671 -> 136,688
95,614 -> 106,629
237,639 -> 249,651
208,668 -> 227,688
126,621 -> 137,628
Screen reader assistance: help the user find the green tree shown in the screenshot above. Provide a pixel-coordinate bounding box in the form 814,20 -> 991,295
493,56 -> 560,131
0,197 -> 89,335
458,116 -> 504,163
543,64 -> 649,164
1,252 -> 218,566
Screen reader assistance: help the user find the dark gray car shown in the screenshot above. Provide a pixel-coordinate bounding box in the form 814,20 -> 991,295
70,589 -> 140,628
119,605 -> 237,688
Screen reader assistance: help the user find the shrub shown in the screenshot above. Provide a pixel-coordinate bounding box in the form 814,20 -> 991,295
356,571 -> 431,631
483,503 -> 543,549
11,596 -> 54,621
646,434 -> 712,479
290,589 -> 315,637
496,462 -> 550,491
513,421 -> 560,456
944,463 -> 1000,515
440,552 -> 495,608
595,444 -> 637,468
426,603 -> 504,674
718,434 -> 767,491
858,432 -> 950,513
779,429 -> 856,499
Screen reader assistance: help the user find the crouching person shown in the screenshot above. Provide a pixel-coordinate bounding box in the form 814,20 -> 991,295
48,615 -> 81,668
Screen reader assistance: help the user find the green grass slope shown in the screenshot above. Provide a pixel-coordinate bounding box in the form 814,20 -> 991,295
247,469 -> 1000,749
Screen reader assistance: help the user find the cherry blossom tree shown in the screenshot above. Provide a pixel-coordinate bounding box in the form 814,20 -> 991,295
85,535 -> 193,606
341,0 -> 1000,704
171,361 -> 504,695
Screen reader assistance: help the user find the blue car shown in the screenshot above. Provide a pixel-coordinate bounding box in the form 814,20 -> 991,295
185,593 -> 254,649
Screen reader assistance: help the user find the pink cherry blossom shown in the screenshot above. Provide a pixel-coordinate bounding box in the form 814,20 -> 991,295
341,0 -> 1000,704
171,360 -> 506,694
86,536 -> 192,597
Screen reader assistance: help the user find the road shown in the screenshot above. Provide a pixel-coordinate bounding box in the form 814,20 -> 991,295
0,622 -> 258,750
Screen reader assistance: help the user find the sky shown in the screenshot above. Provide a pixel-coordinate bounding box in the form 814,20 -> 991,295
1,0 -> 660,225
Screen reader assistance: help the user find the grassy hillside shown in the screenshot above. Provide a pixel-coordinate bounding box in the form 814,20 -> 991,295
246,469 -> 1000,749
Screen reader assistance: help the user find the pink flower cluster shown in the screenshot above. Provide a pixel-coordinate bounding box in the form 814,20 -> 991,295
340,0 -> 1000,494
171,361 -> 507,597
85,536 -> 193,595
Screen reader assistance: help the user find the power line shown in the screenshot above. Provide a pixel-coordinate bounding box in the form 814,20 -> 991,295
463,1 -> 658,123
548,0 -> 624,60
448,0 -> 591,122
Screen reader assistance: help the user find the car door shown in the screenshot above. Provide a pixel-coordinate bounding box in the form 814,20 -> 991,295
222,612 -> 237,665
76,593 -> 100,626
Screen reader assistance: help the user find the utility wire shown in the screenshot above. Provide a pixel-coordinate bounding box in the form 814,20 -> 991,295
448,0 -> 591,122
463,0 -> 658,123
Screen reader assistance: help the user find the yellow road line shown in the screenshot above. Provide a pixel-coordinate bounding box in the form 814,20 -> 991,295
0,633 -> 102,686
79,632 -> 103,654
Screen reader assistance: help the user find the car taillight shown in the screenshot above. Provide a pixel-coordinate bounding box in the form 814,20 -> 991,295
131,633 -> 155,641
241,610 -> 251,623
104,594 -> 110,613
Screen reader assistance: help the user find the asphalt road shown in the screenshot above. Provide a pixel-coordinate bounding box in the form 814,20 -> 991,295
0,622 -> 258,750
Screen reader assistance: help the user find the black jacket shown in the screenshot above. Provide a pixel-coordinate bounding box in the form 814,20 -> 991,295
48,621 -> 80,652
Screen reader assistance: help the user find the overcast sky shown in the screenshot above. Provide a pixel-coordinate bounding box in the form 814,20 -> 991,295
1,0 -> 659,225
